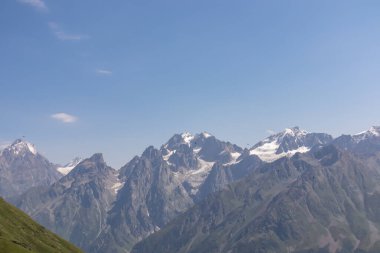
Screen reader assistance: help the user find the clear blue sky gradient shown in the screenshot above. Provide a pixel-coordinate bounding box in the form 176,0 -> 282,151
1,0 -> 380,168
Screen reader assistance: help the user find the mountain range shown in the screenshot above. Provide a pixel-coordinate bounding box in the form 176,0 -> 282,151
2,126 -> 380,253
133,144 -> 380,252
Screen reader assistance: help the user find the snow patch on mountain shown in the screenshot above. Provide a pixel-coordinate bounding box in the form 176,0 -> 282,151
186,158 -> 215,195
111,181 -> 124,194
26,143 -> 37,155
229,151 -> 241,163
249,127 -> 318,162
169,158 -> 215,195
5,139 -> 38,156
284,127 -> 308,136
162,150 -> 175,161
154,131 -> 244,197
181,132 -> 195,144
250,141 -> 280,161
193,147 -> 201,153
190,159 -> 214,176
201,132 -> 212,138
57,165 -> 76,175
353,126 -> 380,143
57,157 -> 83,175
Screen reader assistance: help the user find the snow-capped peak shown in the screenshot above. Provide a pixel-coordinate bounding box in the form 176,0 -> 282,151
353,126 -> 380,142
249,127 -> 328,162
57,157 -> 83,175
283,126 -> 308,137
200,132 -> 212,138
165,131 -> 214,150
356,126 -> 380,136
259,127 -> 308,145
4,139 -> 37,155
163,132 -> 194,150
369,126 -> 380,136
181,132 -> 195,144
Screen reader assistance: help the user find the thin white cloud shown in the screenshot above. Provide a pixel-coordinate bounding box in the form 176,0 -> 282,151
48,22 -> 89,41
96,69 -> 112,75
18,0 -> 48,11
266,129 -> 276,135
51,113 -> 78,123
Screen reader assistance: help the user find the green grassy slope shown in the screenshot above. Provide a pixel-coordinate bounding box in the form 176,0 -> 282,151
0,198 -> 83,253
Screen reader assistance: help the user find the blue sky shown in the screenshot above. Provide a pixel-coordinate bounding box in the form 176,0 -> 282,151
1,0 -> 380,168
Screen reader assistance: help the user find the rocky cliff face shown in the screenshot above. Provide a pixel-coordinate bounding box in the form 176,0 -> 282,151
132,144 -> 380,253
15,153 -> 120,252
90,132 -> 251,253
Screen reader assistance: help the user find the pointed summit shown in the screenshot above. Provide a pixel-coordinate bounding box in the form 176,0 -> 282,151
66,153 -> 111,177
333,126 -> 380,154
16,152 -> 119,252
88,153 -> 104,163
5,139 -> 37,155
180,132 -> 195,144
200,131 -> 213,138
370,126 -> 380,135
142,146 -> 161,160
0,139 -> 61,199
282,126 -> 308,136
11,139 -> 23,145
353,126 -> 380,142
163,132 -> 196,151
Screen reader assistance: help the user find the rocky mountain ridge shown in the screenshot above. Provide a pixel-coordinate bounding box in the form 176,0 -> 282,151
5,126 -> 380,253
132,143 -> 380,253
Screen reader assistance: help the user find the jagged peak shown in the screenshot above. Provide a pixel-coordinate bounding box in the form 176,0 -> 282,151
352,126 -> 380,143
200,131 -> 213,138
142,146 -> 160,159
370,126 -> 380,134
258,127 -> 309,144
354,126 -> 380,137
282,126 -> 308,137
4,139 -> 37,155
12,139 -> 24,145
180,132 -> 195,144
164,131 -> 216,149
250,127 -> 331,162
164,132 -> 194,149
88,153 -> 104,163
66,153 -> 109,176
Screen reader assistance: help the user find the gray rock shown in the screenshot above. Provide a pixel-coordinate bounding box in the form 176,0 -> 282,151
15,153 -> 120,252
132,145 -> 380,253
91,132 -> 248,253
0,139 -> 61,199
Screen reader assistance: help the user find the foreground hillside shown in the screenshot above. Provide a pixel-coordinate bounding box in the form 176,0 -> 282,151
0,198 -> 83,253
